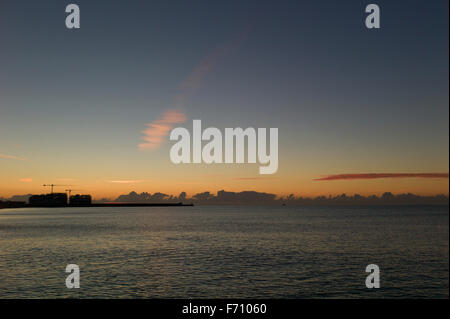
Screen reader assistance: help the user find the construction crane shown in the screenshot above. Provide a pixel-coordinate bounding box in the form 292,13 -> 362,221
43,184 -> 69,194
65,189 -> 82,198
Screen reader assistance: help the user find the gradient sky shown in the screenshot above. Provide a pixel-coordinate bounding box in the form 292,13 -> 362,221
1,0 -> 448,199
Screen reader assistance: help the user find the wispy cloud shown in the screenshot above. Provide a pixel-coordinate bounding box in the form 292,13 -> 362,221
233,177 -> 278,181
177,30 -> 248,102
57,178 -> 76,182
138,110 -> 187,150
19,178 -> 33,183
138,30 -> 248,152
108,180 -> 146,184
0,153 -> 25,160
314,173 -> 449,181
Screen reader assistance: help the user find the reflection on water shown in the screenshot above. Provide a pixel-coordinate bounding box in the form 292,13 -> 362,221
0,206 -> 448,298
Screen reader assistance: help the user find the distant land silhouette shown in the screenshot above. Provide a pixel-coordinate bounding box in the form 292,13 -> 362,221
2,190 -> 448,206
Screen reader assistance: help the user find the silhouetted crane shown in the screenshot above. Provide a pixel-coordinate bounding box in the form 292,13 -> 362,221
65,189 -> 82,198
43,184 -> 69,194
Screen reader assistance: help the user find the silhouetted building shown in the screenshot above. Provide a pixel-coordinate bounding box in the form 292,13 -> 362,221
0,200 -> 26,209
69,194 -> 92,206
29,193 -> 68,207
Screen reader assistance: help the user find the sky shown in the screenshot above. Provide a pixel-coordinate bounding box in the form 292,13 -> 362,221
0,0 -> 448,199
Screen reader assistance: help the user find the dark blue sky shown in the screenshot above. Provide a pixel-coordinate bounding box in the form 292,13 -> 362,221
0,0 -> 448,197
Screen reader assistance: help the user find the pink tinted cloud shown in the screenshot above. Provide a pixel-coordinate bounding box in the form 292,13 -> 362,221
233,177 -> 278,181
108,180 -> 145,184
174,30 -> 249,109
19,178 -> 33,183
180,31 -> 248,94
0,153 -> 25,160
138,110 -> 187,150
314,173 -> 449,181
138,31 -> 248,151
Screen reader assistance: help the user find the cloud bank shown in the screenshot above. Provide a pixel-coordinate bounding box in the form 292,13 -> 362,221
2,190 -> 448,206
104,190 -> 449,206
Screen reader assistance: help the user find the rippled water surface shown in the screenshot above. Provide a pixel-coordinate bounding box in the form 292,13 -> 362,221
0,206 -> 448,298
